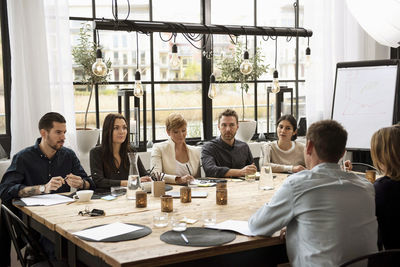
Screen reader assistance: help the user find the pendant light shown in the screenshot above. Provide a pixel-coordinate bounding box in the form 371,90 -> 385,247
134,32 -> 144,97
271,38 -> 280,94
207,34 -> 217,99
92,30 -> 108,77
170,34 -> 181,68
240,32 -> 253,75
305,37 -> 311,67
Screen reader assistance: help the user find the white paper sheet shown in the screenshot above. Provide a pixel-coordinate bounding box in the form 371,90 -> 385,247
21,194 -> 73,206
189,179 -> 216,187
205,220 -> 256,236
73,222 -> 143,241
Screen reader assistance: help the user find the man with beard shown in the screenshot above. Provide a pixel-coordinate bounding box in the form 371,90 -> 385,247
201,109 -> 256,178
0,112 -> 94,265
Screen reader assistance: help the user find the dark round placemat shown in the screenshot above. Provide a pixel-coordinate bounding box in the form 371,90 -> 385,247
76,223 -> 151,242
160,227 -> 236,247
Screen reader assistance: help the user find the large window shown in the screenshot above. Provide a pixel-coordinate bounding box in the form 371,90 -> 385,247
69,0 -> 306,149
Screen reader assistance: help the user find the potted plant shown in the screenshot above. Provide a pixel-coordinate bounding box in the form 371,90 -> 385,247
72,23 -> 111,172
216,41 -> 268,142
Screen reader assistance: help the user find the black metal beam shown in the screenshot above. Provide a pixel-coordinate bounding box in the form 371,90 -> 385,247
94,19 -> 313,38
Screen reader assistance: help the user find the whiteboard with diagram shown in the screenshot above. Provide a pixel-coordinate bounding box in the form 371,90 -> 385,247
331,60 -> 399,150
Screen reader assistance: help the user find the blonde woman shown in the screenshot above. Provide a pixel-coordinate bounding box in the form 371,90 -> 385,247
151,113 -> 200,184
371,125 -> 400,249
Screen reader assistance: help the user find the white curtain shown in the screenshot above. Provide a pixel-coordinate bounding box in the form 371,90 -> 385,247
303,0 -> 390,125
8,0 -> 77,156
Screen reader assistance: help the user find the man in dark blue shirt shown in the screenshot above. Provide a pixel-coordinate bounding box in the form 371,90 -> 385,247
201,109 -> 256,178
0,112 -> 94,266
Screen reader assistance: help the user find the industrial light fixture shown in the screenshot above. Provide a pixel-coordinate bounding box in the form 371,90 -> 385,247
271,38 -> 280,94
134,32 -> 144,97
208,73 -> 216,99
305,37 -> 311,67
170,34 -> 181,68
92,30 -> 108,77
240,32 -> 253,75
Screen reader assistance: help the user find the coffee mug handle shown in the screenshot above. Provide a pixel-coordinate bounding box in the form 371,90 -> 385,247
73,195 -> 79,200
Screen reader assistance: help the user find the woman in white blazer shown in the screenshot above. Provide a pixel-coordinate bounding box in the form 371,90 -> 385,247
151,113 -> 200,184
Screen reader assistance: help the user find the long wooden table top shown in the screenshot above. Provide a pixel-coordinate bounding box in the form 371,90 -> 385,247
17,174 -> 288,267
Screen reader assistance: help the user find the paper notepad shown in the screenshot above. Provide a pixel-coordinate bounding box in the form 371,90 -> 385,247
73,222 -> 143,241
205,220 -> 256,236
21,194 -> 73,206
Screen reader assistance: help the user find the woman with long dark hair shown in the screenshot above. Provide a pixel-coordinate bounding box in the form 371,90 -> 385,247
259,115 -> 306,173
90,113 -> 150,190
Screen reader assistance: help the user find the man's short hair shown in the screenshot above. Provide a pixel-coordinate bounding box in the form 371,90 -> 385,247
165,113 -> 187,132
306,120 -> 347,163
38,112 -> 66,131
218,109 -> 238,124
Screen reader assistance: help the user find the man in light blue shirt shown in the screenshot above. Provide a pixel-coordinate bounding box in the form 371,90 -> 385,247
249,120 -> 378,266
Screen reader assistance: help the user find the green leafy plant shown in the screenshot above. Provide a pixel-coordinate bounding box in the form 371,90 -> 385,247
216,42 -> 268,121
72,23 -> 111,129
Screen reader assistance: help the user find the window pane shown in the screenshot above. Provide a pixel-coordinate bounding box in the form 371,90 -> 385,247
211,0 -> 254,25
68,0 -> 92,18
154,84 -> 202,140
97,31 -> 151,83
212,83 -> 255,136
257,0 -> 298,27
95,0 -> 149,20
153,0 -> 200,23
154,33 -> 202,81
74,84 -> 97,129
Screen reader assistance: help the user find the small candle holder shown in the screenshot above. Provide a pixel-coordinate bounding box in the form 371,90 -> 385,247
216,188 -> 228,205
180,186 -> 191,203
161,195 -> 173,212
152,180 -> 165,197
365,170 -> 376,183
216,180 -> 227,189
135,191 -> 147,208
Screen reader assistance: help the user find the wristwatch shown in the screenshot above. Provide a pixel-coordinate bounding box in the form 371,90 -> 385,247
39,185 -> 46,194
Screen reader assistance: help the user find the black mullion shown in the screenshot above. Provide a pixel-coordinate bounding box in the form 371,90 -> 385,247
294,0 -> 299,119
0,0 -> 11,154
254,0 -> 258,131
150,0 -> 155,145
201,0 -> 212,141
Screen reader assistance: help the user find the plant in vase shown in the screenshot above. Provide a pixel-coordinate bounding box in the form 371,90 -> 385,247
72,23 -> 112,130
72,23 -> 111,172
216,41 -> 268,121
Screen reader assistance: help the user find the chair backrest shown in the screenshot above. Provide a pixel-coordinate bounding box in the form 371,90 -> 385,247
340,249 -> 400,267
1,204 -> 49,267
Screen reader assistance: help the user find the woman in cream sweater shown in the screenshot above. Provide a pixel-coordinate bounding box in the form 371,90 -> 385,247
260,115 -> 306,173
151,113 -> 200,184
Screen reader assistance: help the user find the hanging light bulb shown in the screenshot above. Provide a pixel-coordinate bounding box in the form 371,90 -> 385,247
208,74 -> 217,99
170,43 -> 180,68
240,50 -> 253,75
271,70 -> 280,94
92,49 -> 108,77
305,47 -> 311,67
134,70 -> 144,97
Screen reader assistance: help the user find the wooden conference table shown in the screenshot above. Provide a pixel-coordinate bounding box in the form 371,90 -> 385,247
16,174 -> 289,267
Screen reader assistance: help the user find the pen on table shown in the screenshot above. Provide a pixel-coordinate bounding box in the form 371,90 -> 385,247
180,233 -> 189,244
186,164 -> 192,176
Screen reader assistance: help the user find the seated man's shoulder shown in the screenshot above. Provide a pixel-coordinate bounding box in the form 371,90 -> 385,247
202,139 -> 218,149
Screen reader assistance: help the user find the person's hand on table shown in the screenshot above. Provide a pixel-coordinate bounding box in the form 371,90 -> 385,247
292,165 -> 306,173
65,173 -> 85,189
140,176 -> 152,182
241,164 -> 257,176
45,176 -> 65,193
175,175 -> 194,185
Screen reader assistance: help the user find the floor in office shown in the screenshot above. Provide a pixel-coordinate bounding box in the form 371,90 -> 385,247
10,245 -> 20,267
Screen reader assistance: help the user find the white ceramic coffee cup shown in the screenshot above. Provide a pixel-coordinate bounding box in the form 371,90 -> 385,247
141,182 -> 152,193
73,190 -> 93,202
